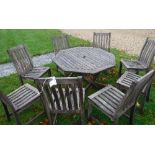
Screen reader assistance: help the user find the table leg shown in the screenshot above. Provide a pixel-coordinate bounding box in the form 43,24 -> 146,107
84,74 -> 106,91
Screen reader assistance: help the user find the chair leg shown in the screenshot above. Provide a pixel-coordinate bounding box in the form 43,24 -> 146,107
1,102 -> 11,121
14,112 -> 22,125
140,94 -> 146,114
52,113 -> 58,125
88,102 -> 93,120
118,61 -> 122,77
19,76 -> 24,85
45,105 -> 53,125
146,85 -> 151,102
47,115 -> 53,125
113,118 -> 118,125
80,109 -> 85,125
129,104 -> 136,125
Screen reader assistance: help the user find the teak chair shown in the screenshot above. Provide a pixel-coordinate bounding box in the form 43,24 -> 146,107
37,76 -> 85,124
0,84 -> 44,124
88,70 -> 155,124
116,71 -> 154,113
119,38 -> 155,77
52,35 -> 69,55
52,35 -> 71,75
8,45 -> 51,85
93,32 -> 111,52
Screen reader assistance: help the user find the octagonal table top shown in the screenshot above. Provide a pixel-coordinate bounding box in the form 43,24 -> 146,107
53,47 -> 116,74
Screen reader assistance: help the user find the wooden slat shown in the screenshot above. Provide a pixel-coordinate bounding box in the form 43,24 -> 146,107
24,67 -> 49,78
52,35 -> 69,54
93,32 -> 111,52
99,94 -> 118,109
8,86 -> 27,98
8,45 -> 50,81
14,92 -> 37,109
57,85 -> 67,111
9,89 -> 32,103
38,76 -> 84,118
51,86 -> 62,110
53,47 -> 115,74
108,88 -> 124,99
117,71 -> 141,89
88,70 -> 155,122
91,98 -> 114,116
101,91 -> 120,106
95,96 -> 116,113
121,38 -> 155,72
70,84 -> 78,110
45,86 -> 55,110
64,85 -> 73,110
119,70 -> 155,112
7,84 -> 40,111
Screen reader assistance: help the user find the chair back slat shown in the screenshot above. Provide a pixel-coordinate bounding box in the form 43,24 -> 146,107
53,86 -> 64,110
65,84 -> 73,110
38,76 -> 83,113
139,38 -> 155,68
45,85 -> 55,110
8,45 -> 33,75
93,32 -> 111,52
117,70 -> 155,115
70,84 -> 78,110
52,35 -> 69,55
57,84 -> 67,111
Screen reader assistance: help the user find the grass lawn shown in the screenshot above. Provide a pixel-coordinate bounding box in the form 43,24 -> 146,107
0,29 -> 155,125
0,29 -> 90,64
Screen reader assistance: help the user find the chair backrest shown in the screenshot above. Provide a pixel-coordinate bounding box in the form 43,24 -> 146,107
117,70 -> 155,116
8,45 -> 33,76
139,38 -> 155,68
52,35 -> 69,55
93,32 -> 111,52
37,76 -> 84,114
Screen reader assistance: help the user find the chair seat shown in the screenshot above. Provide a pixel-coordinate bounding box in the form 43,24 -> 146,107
88,85 -> 125,120
117,71 -> 141,89
7,84 -> 40,111
49,88 -> 85,113
121,59 -> 148,70
116,71 -> 148,94
23,67 -> 50,79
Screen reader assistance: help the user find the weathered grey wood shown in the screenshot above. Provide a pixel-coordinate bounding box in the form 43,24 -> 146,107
117,70 -> 155,117
8,45 -> 51,84
53,47 -> 115,89
116,71 -> 154,113
53,47 -> 115,74
88,85 -> 125,120
88,70 -> 155,124
52,35 -> 69,55
117,71 -> 141,89
93,32 -> 111,52
0,83 -> 44,124
119,38 -> 155,77
37,76 -> 85,124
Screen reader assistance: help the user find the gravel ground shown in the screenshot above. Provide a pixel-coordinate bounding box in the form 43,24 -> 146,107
62,29 -> 155,55
0,53 -> 55,77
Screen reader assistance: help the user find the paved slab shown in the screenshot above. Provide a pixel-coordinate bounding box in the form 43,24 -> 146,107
0,53 -> 55,77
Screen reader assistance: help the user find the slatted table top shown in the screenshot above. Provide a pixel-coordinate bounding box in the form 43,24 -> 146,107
53,47 -> 116,74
